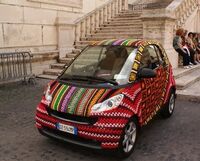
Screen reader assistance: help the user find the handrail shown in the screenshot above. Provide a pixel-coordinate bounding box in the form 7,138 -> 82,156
74,0 -> 113,24
74,0 -> 129,42
166,0 -> 199,29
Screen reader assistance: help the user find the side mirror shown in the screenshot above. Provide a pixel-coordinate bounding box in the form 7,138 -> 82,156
137,68 -> 157,79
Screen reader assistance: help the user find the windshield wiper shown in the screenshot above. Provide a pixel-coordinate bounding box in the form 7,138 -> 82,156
59,75 -> 88,82
82,75 -> 118,85
59,75 -> 118,85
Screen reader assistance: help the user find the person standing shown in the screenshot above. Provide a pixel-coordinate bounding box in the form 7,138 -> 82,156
173,28 -> 191,69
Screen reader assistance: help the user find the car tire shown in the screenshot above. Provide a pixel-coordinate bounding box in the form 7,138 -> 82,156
160,89 -> 176,118
117,117 -> 138,158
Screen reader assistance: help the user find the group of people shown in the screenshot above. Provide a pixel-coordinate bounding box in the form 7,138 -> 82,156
173,28 -> 200,69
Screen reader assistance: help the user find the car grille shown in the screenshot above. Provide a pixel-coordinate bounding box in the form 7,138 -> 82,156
46,108 -> 98,125
40,127 -> 101,149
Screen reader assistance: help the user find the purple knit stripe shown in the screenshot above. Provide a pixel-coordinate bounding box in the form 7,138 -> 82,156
60,87 -> 76,112
112,39 -> 125,45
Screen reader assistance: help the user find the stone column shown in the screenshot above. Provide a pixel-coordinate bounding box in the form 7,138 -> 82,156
141,9 -> 178,68
56,17 -> 75,59
197,0 -> 200,32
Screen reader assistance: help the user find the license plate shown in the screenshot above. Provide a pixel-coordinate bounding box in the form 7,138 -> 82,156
56,123 -> 77,135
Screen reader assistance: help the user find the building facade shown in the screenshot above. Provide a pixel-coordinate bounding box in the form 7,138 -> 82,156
0,0 -> 109,73
0,0 -> 109,52
0,0 -> 200,75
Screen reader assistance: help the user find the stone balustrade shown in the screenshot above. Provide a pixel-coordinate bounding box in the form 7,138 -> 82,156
166,0 -> 199,29
74,0 -> 128,42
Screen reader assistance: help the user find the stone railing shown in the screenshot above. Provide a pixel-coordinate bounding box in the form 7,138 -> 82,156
74,0 -> 128,42
166,0 -> 199,29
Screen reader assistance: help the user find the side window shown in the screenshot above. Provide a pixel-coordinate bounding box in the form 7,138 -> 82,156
154,45 -> 164,61
140,45 -> 160,70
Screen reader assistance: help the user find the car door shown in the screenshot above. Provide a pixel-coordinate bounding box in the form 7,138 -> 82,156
139,44 -> 168,125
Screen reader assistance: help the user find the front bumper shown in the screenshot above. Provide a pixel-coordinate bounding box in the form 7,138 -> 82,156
35,103 -> 132,149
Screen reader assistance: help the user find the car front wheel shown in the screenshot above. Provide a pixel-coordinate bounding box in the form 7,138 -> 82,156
118,117 -> 138,158
161,90 -> 176,118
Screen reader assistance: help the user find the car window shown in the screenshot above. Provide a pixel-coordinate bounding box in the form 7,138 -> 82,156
154,45 -> 163,60
60,45 -> 136,85
140,45 -> 160,70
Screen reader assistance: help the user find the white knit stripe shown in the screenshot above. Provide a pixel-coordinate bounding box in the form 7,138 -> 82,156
37,106 -> 48,115
94,122 -> 125,128
102,142 -> 119,146
36,122 -> 42,127
91,112 -> 131,118
79,131 -> 120,140
35,116 -> 56,127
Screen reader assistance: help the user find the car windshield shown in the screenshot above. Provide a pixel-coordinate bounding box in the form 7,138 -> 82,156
59,45 -> 137,86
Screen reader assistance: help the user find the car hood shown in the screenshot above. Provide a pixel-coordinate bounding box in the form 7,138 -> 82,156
48,81 -> 123,117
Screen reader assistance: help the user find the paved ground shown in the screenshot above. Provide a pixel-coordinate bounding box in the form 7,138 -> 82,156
0,79 -> 200,161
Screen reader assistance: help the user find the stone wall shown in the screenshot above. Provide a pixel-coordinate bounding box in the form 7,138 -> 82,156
0,0 -> 108,75
142,8 -> 178,68
0,0 -> 108,52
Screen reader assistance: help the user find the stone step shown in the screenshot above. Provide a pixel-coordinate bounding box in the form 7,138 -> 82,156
96,26 -> 143,30
72,49 -> 82,55
173,64 -> 200,79
43,68 -> 62,76
107,20 -> 142,24
177,80 -> 200,103
88,33 -> 142,37
59,57 -> 73,64
117,12 -> 141,17
82,35 -> 143,41
116,14 -> 141,18
75,41 -> 94,45
75,44 -> 87,49
109,17 -> 141,21
66,53 -> 76,58
175,67 -> 200,90
101,23 -> 143,27
51,63 -> 66,70
37,74 -> 57,80
96,28 -> 143,33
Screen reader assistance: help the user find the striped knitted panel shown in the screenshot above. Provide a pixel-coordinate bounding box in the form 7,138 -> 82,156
49,84 -> 112,116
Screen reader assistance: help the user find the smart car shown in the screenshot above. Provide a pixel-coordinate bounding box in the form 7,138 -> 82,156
35,39 -> 176,158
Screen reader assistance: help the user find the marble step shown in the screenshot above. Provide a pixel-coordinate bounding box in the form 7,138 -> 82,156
107,20 -> 142,24
173,64 -> 200,79
175,65 -> 200,90
43,68 -> 62,76
59,57 -> 73,64
51,63 -> 66,70
82,36 -> 143,41
100,23 -> 143,27
37,74 -> 57,80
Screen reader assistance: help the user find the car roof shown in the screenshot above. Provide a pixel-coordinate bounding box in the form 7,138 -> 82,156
91,39 -> 160,47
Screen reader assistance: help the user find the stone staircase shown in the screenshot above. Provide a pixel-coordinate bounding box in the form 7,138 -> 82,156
38,10 -> 143,79
37,0 -> 200,102
173,64 -> 200,102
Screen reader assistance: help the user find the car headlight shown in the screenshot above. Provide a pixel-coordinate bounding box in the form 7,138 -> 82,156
91,94 -> 124,113
41,84 -> 52,106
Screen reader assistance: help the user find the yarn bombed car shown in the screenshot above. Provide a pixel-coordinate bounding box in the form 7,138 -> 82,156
35,39 -> 176,158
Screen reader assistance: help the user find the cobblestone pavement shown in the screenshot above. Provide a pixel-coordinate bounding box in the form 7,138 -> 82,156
0,79 -> 200,161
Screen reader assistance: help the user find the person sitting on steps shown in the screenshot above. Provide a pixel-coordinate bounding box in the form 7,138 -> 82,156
173,28 -> 192,69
